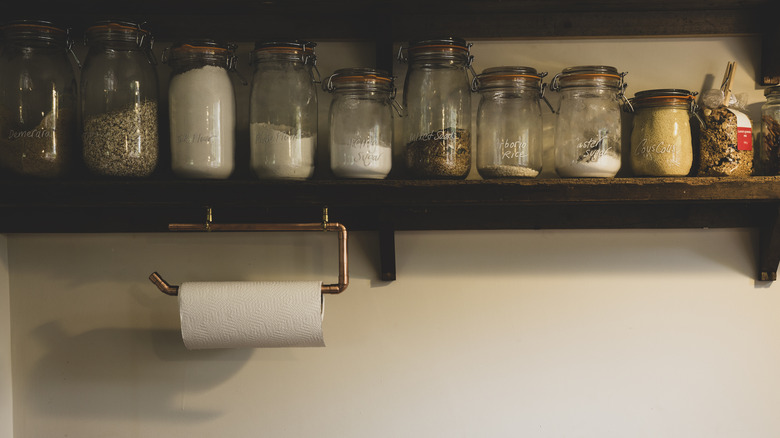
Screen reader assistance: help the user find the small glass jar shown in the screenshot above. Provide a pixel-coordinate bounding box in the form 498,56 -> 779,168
551,65 -> 627,178
0,20 -> 78,178
164,40 -> 237,179
323,68 -> 397,179
249,41 -> 318,180
629,89 -> 696,176
474,66 -> 547,179
760,85 -> 780,175
400,37 -> 473,179
81,21 -> 159,177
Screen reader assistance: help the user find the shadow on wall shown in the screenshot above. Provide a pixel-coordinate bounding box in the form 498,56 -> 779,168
26,323 -> 251,420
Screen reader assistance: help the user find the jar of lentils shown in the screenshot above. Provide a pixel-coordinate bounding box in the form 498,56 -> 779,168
760,85 -> 780,175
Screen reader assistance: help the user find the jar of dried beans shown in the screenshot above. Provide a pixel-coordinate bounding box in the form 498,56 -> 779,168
0,20 -> 79,178
323,68 -> 399,179
760,85 -> 780,175
551,65 -> 628,178
399,37 -> 474,179
81,21 -> 159,177
629,89 -> 697,176
474,66 -> 549,179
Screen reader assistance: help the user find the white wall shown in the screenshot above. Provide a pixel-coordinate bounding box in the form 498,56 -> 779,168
7,37 -> 780,437
0,236 -> 11,438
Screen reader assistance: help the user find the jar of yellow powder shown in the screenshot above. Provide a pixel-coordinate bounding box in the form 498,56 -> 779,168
629,89 -> 697,176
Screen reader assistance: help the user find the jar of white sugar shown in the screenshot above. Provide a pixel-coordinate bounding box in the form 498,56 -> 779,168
249,41 -> 319,179
323,68 -> 398,179
551,66 -> 628,178
629,89 -> 696,176
474,66 -> 550,179
164,40 -> 237,179
81,21 -> 159,177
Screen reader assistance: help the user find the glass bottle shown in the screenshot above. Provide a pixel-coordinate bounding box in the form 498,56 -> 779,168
551,65 -> 627,178
81,21 -> 159,177
629,89 -> 697,176
400,37 -> 473,179
760,85 -> 780,175
323,68 -> 397,179
164,40 -> 237,179
249,41 -> 318,179
474,66 -> 547,179
0,20 -> 78,178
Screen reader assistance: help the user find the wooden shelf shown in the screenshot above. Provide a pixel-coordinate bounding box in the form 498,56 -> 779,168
1,177 -> 779,281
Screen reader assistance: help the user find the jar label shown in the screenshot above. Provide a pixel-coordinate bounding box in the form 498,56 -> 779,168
730,109 -> 753,151
499,139 -> 528,160
176,133 -> 217,144
8,128 -> 54,140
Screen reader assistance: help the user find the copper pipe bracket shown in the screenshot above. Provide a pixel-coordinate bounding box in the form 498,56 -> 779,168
149,207 -> 348,295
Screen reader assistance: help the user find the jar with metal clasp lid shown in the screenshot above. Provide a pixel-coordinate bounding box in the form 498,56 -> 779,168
629,89 -> 698,176
760,85 -> 780,175
0,20 -> 80,177
474,66 -> 552,179
163,40 -> 240,179
399,37 -> 475,179
81,20 -> 159,177
249,41 -> 319,179
551,65 -> 629,178
323,68 -> 401,179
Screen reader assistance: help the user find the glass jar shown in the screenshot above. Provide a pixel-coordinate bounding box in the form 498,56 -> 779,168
81,21 -> 159,177
551,65 -> 627,178
760,85 -> 780,175
323,68 -> 397,179
164,40 -> 237,179
0,20 -> 78,178
249,41 -> 318,179
400,37 -> 473,179
629,89 -> 696,176
474,66 -> 547,179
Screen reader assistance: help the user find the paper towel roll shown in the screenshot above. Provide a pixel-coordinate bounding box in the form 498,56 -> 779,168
178,280 -> 324,349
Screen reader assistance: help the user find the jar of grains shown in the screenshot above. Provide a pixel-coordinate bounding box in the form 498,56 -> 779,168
629,89 -> 697,176
0,20 -> 79,178
399,37 -> 474,179
164,40 -> 237,179
551,65 -> 628,178
249,41 -> 319,179
474,66 -> 548,179
760,85 -> 780,175
323,68 -> 399,179
81,21 -> 159,177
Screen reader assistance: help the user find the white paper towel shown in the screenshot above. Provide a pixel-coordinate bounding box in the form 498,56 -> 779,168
178,280 -> 324,349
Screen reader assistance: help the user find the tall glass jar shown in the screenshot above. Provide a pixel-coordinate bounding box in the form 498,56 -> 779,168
323,68 -> 396,179
0,20 -> 78,178
400,37 -> 473,179
164,40 -> 236,179
629,89 -> 696,176
249,41 -> 318,179
760,85 -> 780,175
81,21 -> 159,177
474,66 -> 546,179
551,65 -> 627,178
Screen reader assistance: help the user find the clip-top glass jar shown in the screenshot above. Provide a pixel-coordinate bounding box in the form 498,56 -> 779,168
0,20 -> 78,177
551,65 -> 627,178
81,21 -> 159,177
164,40 -> 237,179
400,37 -> 474,179
629,89 -> 696,176
760,85 -> 780,175
250,41 -> 319,179
474,66 -> 548,179
323,68 -> 398,179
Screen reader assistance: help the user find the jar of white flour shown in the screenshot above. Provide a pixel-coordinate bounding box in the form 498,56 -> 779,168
164,40 -> 237,179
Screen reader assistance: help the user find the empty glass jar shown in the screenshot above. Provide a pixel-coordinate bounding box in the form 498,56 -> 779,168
249,41 -> 319,179
81,21 -> 159,177
552,65 -> 627,178
323,68 -> 397,179
474,66 -> 547,179
0,20 -> 78,178
400,37 -> 473,179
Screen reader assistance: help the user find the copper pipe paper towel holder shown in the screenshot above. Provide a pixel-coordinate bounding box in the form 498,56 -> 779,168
149,207 -> 349,295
